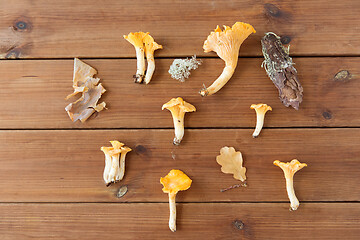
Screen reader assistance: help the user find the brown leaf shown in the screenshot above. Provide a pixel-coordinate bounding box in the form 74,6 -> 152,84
216,146 -> 246,182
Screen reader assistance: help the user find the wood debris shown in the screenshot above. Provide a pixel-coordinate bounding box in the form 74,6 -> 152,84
261,32 -> 303,110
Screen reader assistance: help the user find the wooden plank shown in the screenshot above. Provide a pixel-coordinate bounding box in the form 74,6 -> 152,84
0,0 -> 359,58
0,129 -> 359,202
0,203 -> 358,239
0,57 -> 359,129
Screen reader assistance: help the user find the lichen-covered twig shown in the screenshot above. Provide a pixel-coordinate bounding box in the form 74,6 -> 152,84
261,32 -> 303,110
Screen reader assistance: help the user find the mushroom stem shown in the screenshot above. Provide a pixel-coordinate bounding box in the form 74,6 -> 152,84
168,193 -> 177,232
103,153 -> 112,184
253,110 -> 265,138
108,154 -> 121,182
144,54 -> 155,84
118,151 -> 128,181
285,176 -> 299,211
200,63 -> 236,96
170,110 -> 185,145
135,47 -> 146,83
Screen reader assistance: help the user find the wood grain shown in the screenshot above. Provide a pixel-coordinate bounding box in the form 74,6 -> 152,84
0,0 -> 360,58
0,203 -> 358,239
1,129 -> 359,202
0,57 -> 359,129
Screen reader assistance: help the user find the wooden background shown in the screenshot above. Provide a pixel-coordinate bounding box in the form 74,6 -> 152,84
0,0 -> 359,239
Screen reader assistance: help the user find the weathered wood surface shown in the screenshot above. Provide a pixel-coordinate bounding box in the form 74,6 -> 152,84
0,0 -> 360,58
1,0 -> 359,238
1,129 -> 358,202
0,57 -> 358,129
0,203 -> 359,240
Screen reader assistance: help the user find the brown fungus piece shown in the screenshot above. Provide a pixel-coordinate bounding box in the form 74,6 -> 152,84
65,58 -> 106,122
261,32 -> 303,110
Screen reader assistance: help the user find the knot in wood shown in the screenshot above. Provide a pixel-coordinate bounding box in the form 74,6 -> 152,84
280,36 -> 291,44
322,111 -> 332,120
135,145 -> 147,154
233,220 -> 244,230
264,3 -> 281,17
13,18 -> 32,32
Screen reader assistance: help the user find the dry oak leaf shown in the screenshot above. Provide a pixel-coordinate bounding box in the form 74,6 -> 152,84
216,146 -> 246,182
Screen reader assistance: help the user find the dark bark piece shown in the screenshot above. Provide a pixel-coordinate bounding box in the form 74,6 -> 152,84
261,32 -> 303,110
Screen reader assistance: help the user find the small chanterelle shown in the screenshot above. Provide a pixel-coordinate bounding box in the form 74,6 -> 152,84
250,103 -> 272,138
200,22 -> 256,96
162,97 -> 196,145
101,141 -> 132,186
160,169 -> 192,232
273,159 -> 307,211
123,32 -> 162,84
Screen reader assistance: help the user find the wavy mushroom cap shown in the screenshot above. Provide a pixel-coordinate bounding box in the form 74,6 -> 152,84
101,140 -> 125,155
120,146 -> 132,153
162,97 -> 196,112
143,34 -> 163,55
203,22 -> 256,65
110,140 -> 125,149
160,169 -> 192,195
123,32 -> 149,48
250,103 -> 272,113
273,159 -> 307,177
100,146 -> 121,156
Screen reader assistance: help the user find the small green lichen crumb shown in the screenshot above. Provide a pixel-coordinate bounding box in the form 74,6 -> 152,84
168,55 -> 202,82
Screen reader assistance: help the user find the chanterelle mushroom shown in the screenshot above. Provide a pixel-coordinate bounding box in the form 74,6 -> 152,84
273,159 -> 307,211
250,103 -> 272,138
101,141 -> 132,186
160,169 -> 192,232
124,32 -> 162,84
65,58 -> 106,122
162,97 -> 196,145
143,34 -> 163,84
200,22 -> 255,96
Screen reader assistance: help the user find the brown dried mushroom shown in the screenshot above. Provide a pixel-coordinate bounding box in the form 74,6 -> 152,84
65,58 -> 106,122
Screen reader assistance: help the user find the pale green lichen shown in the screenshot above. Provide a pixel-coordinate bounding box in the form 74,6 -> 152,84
168,56 -> 202,82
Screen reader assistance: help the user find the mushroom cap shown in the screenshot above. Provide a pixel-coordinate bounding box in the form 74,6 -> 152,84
162,97 -> 196,112
120,146 -> 132,153
273,159 -> 307,177
123,32 -> 149,48
160,169 -> 192,195
203,22 -> 255,64
110,140 -> 124,149
143,34 -> 163,55
101,140 -> 125,155
250,103 -> 272,112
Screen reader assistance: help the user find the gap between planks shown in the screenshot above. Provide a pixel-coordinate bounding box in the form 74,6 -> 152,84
0,201 -> 359,204
1,126 -> 360,131
3,55 -> 360,61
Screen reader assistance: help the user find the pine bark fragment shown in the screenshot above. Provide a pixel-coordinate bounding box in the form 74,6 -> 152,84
261,32 -> 303,110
